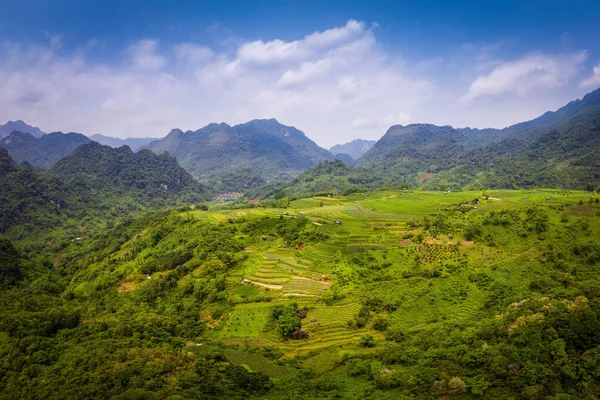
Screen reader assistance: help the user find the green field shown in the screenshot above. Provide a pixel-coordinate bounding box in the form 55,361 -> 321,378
187,189 -> 600,360
3,188 -> 600,399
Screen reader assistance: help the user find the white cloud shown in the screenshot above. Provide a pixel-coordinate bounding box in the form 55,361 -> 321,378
235,20 -> 365,67
461,52 -> 587,102
580,64 -> 600,88
351,112 -> 410,129
128,40 -> 166,72
277,58 -> 336,87
0,22 -> 594,148
175,43 -> 214,65
0,21 -> 436,146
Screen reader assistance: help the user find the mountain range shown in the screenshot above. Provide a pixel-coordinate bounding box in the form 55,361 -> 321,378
0,131 -> 91,168
2,87 -> 600,200
0,120 -> 45,139
329,139 -> 376,159
357,87 -> 600,190
250,87 -> 600,198
89,134 -> 161,151
148,118 -> 332,192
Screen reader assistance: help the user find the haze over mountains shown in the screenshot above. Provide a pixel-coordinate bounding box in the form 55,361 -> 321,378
0,131 -> 91,168
1,87 -> 600,199
329,139 -> 376,159
89,134 -> 161,151
0,120 -> 45,139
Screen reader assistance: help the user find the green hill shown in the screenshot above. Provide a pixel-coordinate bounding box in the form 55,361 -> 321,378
247,159 -> 406,200
149,119 -> 332,192
1,189 -> 599,398
354,88 -> 600,191
0,143 -> 209,240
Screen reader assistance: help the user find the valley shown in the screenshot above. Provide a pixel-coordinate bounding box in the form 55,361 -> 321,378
2,189 -> 599,398
3,3 -> 600,398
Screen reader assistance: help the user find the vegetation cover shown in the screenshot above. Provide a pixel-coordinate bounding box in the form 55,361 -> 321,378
356,88 -> 600,192
0,144 -> 209,242
1,189 -> 600,399
148,119 -> 332,193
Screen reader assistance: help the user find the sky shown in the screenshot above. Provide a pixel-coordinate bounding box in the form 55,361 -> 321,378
1,0 -> 600,148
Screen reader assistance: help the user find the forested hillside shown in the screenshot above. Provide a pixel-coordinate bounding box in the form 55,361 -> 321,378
148,119 -> 332,192
357,88 -> 600,191
0,144 -> 208,241
247,159 -> 409,200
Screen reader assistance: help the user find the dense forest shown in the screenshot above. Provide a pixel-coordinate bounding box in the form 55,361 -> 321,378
0,144 -> 208,242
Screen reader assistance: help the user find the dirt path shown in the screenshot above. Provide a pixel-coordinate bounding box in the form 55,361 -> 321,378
291,275 -> 332,287
248,280 -> 283,290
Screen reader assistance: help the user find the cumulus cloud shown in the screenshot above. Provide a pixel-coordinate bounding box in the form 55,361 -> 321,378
0,21 -> 594,147
580,64 -> 600,88
174,43 -> 214,65
0,20 -> 435,146
128,40 -> 166,72
461,52 -> 587,102
236,20 -> 364,67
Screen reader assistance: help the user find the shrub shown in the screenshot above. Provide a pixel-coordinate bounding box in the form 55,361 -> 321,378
359,334 -> 376,347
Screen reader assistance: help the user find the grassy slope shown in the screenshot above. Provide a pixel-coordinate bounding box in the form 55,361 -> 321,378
2,189 -> 599,398
202,189 -> 600,397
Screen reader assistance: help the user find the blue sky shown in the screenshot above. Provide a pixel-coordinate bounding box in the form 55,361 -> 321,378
1,0 -> 600,147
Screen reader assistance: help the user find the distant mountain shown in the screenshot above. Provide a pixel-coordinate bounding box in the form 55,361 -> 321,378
358,87 -> 600,190
252,88 -> 600,200
332,152 -> 356,166
329,139 -> 376,159
89,134 -> 161,151
357,124 -> 478,173
0,143 -> 209,237
0,120 -> 45,139
0,131 -> 91,168
148,118 -> 332,192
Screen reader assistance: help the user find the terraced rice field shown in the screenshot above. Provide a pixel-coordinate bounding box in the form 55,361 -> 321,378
195,189 -> 599,356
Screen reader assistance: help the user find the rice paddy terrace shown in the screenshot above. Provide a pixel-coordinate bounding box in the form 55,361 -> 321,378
188,189 -> 600,360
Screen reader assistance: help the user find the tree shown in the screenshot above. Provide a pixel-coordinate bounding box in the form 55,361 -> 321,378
0,235 -> 22,288
359,334 -> 376,347
448,377 -> 466,393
